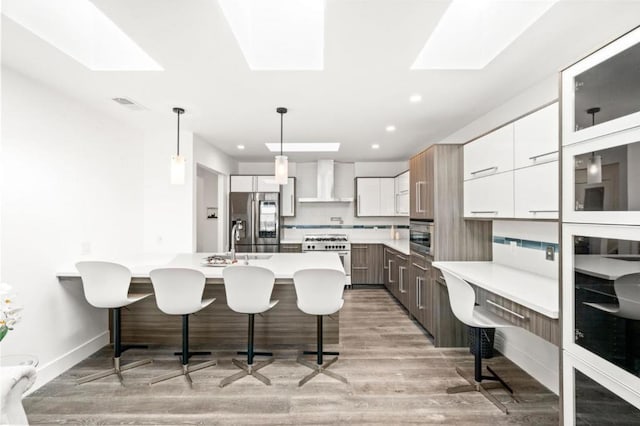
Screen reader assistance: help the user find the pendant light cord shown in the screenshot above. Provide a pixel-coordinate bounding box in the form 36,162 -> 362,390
177,111 -> 181,156
280,111 -> 283,156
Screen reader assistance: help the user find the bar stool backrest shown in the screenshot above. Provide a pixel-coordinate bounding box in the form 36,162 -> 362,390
440,269 -> 478,327
149,268 -> 206,315
293,269 -> 345,316
75,261 -> 132,309
222,265 -> 275,314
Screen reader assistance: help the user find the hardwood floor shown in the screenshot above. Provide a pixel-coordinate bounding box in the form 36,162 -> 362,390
24,289 -> 559,425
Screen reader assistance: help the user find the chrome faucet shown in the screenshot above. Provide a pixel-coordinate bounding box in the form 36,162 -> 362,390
230,220 -> 243,261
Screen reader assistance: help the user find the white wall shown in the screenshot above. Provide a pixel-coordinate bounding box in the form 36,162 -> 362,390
196,166 -> 219,252
442,75 -> 559,144
0,68 -> 145,391
142,126 -> 195,253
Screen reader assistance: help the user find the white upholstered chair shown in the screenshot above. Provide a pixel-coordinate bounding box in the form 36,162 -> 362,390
441,269 -> 516,414
75,261 -> 153,385
220,265 -> 278,387
293,268 -> 348,386
148,268 -> 216,386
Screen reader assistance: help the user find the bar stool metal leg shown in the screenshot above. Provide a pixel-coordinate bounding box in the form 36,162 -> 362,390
220,314 -> 274,387
78,308 -> 152,385
297,315 -> 348,387
149,314 -> 216,386
446,327 -> 518,414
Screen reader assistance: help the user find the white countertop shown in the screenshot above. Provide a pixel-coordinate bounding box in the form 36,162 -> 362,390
432,261 -> 559,319
353,239 -> 410,255
57,252 -> 344,281
575,255 -> 640,281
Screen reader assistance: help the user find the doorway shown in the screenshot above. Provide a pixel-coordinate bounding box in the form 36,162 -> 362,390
196,165 -> 224,252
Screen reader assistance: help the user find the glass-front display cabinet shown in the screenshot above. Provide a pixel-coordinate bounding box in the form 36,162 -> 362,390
562,26 -> 640,147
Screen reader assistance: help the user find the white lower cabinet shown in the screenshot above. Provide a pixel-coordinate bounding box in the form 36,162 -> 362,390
464,172 -> 514,218
514,161 -> 558,219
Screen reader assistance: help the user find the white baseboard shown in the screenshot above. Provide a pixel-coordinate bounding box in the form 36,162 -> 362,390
494,328 -> 560,395
26,331 -> 109,395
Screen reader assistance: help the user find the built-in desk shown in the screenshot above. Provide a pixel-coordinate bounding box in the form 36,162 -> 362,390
57,253 -> 344,347
432,261 -> 559,345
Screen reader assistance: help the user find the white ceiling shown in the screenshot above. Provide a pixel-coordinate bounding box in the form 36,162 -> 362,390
3,0 -> 640,162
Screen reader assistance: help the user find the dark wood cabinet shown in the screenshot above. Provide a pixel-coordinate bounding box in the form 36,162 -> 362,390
351,244 -> 383,284
395,252 -> 409,307
433,267 -> 468,348
409,148 -> 434,220
409,252 -> 434,335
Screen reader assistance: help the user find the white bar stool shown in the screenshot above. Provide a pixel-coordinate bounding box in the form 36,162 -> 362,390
220,265 -> 278,387
75,261 -> 153,385
440,269 -> 517,414
148,268 -> 216,386
293,268 -> 348,386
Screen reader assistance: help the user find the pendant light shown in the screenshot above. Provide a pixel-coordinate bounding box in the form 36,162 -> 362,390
586,107 -> 602,184
170,107 -> 186,185
274,107 -> 288,185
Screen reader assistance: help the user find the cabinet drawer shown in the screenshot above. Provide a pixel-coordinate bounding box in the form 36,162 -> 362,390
514,161 -> 559,219
476,287 -> 559,345
464,123 -> 514,180
464,172 -> 514,218
279,244 -> 302,253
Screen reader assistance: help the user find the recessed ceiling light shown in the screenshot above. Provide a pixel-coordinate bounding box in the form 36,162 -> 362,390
265,143 -> 340,152
385,125 -> 396,132
409,94 -> 422,103
411,0 -> 558,70
3,0 -> 163,71
218,0 -> 325,70
237,145 -> 245,150
371,144 -> 380,149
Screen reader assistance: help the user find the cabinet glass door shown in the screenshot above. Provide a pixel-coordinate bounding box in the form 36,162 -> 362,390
573,234 -> 640,378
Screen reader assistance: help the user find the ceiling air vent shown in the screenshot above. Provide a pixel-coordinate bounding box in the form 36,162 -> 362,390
112,97 -> 146,111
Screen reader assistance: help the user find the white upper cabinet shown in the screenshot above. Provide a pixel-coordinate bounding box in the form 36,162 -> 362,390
356,178 -> 380,216
514,161 -> 558,219
356,177 -> 396,217
395,170 -> 410,194
514,103 -> 559,168
379,178 -> 396,216
281,177 -> 296,217
230,175 -> 281,192
256,176 -> 280,192
394,171 -> 410,216
464,172 -> 514,218
230,175 -> 255,192
464,123 -> 514,180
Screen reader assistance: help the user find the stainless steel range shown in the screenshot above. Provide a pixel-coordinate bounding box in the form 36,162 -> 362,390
302,234 -> 351,283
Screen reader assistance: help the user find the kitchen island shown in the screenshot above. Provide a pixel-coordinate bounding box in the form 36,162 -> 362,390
57,252 -> 344,347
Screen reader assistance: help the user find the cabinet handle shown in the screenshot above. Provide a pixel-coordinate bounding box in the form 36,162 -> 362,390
470,166 -> 497,175
412,262 -> 429,271
486,299 -> 527,320
388,260 -> 394,282
291,194 -> 294,210
352,267 -> 368,270
352,246 -> 368,250
416,277 -> 420,308
470,211 -> 498,214
528,151 -> 557,160
418,277 -> 424,310
358,195 -> 361,215
397,255 -> 407,260
528,210 -> 559,213
399,266 -> 406,293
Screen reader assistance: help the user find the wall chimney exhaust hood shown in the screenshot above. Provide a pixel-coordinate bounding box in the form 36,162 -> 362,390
298,160 -> 353,203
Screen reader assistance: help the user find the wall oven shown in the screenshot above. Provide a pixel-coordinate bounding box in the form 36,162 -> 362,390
410,220 -> 434,256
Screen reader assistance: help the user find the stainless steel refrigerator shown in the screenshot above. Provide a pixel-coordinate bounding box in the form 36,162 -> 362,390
229,192 -> 280,253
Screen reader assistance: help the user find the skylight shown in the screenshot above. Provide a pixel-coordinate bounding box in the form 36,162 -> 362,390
218,0 -> 325,70
3,0 -> 163,71
265,143 -> 340,152
411,0 -> 558,70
